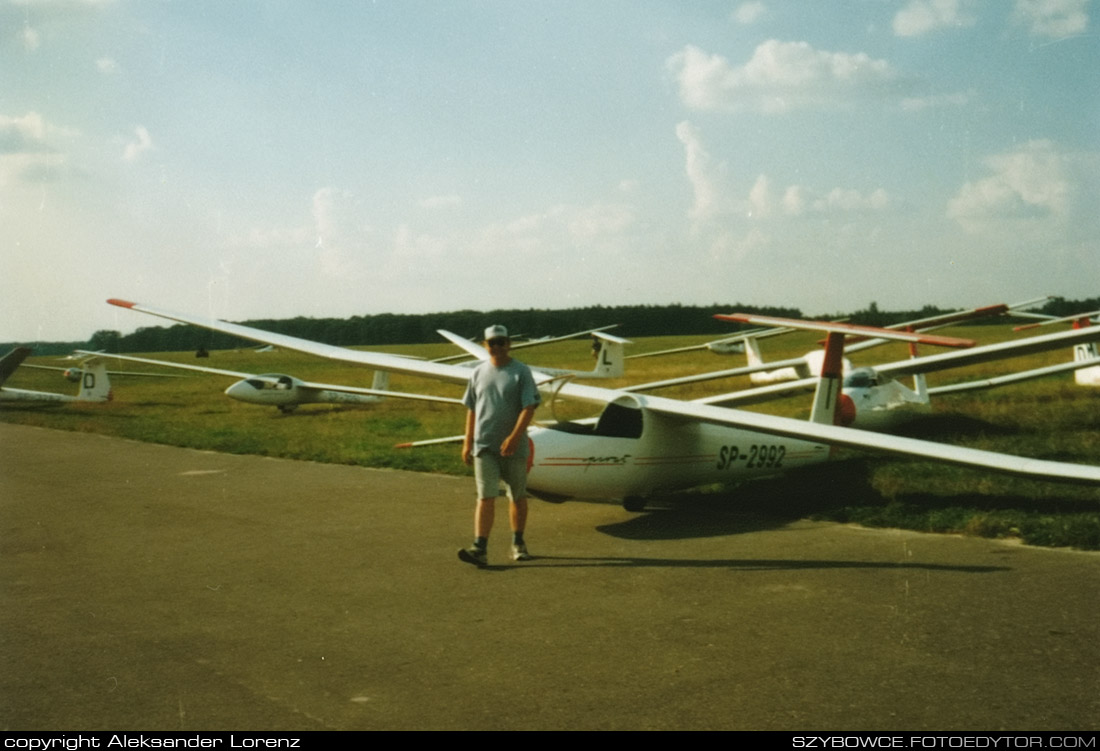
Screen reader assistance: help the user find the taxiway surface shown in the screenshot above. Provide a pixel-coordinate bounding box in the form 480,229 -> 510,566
2,423 -> 1097,730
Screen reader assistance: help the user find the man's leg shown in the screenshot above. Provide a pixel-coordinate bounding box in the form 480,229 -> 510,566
459,499 -> 494,566
509,496 -> 527,536
460,454 -> 500,566
501,453 -> 533,561
476,497 -> 496,539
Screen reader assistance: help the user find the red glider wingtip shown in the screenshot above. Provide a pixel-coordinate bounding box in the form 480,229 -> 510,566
107,298 -> 137,309
715,312 -> 975,349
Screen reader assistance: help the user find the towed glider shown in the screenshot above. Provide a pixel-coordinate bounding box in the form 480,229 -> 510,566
107,298 -> 1100,510
77,350 -> 462,413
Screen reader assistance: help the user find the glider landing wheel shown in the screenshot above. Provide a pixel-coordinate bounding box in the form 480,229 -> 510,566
622,496 -> 646,513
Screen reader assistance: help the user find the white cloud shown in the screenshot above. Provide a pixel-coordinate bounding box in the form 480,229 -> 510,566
1011,0 -> 1089,37
675,120 -> 727,221
567,203 -> 636,241
674,121 -> 891,225
122,125 -> 152,161
0,112 -> 80,185
749,175 -> 890,216
893,0 -> 976,37
813,187 -> 889,212
96,57 -> 118,74
748,174 -> 773,218
947,140 -> 1070,228
732,2 -> 766,25
782,185 -> 806,216
21,26 -> 40,51
900,90 -> 972,111
420,194 -> 462,209
667,41 -> 898,114
0,112 -> 48,152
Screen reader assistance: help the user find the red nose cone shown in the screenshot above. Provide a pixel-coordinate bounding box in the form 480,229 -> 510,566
837,393 -> 856,426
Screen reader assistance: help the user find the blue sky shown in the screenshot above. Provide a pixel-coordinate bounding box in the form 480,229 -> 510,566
2,0 -> 1097,341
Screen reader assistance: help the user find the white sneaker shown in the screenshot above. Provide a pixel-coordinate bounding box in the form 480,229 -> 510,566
511,543 -> 533,561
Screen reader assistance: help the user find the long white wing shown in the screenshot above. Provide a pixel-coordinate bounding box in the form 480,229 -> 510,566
928,357 -> 1100,395
433,324 -> 621,363
644,324 -> 1100,399
76,349 -> 257,379
632,391 -> 1100,485
1012,309 -> 1100,330
870,326 -> 1100,379
435,329 -> 487,362
108,299 -> 477,386
107,298 -> 1100,485
77,345 -> 463,406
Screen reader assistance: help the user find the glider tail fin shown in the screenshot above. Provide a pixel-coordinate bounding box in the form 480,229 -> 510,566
371,370 -> 390,394
809,333 -> 853,426
0,347 -> 32,386
76,359 -> 113,402
744,336 -> 764,368
590,334 -> 626,378
1071,316 -> 1100,386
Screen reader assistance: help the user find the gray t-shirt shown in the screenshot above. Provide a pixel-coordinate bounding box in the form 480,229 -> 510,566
462,358 -> 541,456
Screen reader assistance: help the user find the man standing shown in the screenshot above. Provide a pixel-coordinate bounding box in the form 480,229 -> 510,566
458,325 -> 541,567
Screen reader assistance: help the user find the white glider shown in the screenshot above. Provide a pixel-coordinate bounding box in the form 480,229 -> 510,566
76,349 -> 462,413
107,298 -> 1100,509
634,314 -> 1100,432
437,328 -> 631,379
1,348 -> 112,404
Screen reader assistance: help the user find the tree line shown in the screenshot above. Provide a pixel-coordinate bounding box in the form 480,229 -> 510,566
7,297 -> 1097,356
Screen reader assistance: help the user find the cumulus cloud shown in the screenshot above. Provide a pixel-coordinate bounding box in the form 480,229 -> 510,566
122,125 -> 152,161
567,203 -> 635,241
0,112 -> 49,153
748,174 -> 773,218
947,140 -> 1070,228
748,174 -> 890,216
472,201 -> 637,260
420,194 -> 462,209
893,0 -> 976,37
0,112 -> 79,185
814,187 -> 889,212
675,121 -> 726,221
732,2 -> 766,25
900,90 -> 972,111
22,26 -> 40,51
674,120 -> 890,225
1011,0 -> 1089,37
667,41 -> 898,114
782,185 -> 806,216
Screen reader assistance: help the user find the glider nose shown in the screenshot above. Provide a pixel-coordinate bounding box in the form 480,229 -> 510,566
224,379 -> 256,402
837,393 -> 856,427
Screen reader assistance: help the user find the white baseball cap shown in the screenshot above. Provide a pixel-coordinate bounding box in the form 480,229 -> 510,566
484,324 -> 509,341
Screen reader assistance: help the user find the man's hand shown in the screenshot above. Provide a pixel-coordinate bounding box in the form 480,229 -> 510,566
461,441 -> 473,466
500,433 -> 521,457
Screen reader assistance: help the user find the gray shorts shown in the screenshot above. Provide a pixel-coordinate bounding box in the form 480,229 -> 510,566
473,450 -> 529,501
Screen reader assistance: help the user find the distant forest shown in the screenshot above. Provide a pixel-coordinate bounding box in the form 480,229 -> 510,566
8,297 -> 1099,356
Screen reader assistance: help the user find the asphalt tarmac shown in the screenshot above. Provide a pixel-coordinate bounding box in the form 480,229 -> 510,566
2,423 -> 1097,731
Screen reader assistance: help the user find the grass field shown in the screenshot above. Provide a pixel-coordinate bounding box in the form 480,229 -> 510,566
3,326 -> 1099,549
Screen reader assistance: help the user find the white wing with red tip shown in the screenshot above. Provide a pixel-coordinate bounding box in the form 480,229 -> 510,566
107,298 -> 1100,487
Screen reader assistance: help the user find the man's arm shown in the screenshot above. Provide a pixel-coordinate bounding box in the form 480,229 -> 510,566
462,409 -> 476,465
501,404 -> 537,457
